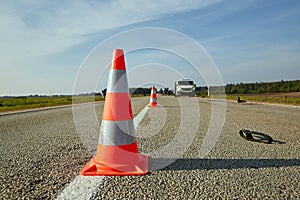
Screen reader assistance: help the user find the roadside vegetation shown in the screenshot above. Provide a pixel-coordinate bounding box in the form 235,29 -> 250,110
225,80 -> 300,94
226,93 -> 300,106
1,80 -> 299,112
0,95 -> 103,113
196,80 -> 300,106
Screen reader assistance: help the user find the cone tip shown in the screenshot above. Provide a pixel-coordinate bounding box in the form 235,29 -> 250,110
111,49 -> 126,70
114,48 -> 124,54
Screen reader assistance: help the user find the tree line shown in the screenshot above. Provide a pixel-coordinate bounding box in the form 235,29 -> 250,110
101,80 -> 300,97
225,80 -> 300,94
3,80 -> 298,99
196,80 -> 300,95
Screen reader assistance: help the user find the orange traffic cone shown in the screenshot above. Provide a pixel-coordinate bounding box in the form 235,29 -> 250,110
80,49 -> 148,176
148,86 -> 158,107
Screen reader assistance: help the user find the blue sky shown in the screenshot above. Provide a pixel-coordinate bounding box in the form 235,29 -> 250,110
0,0 -> 299,96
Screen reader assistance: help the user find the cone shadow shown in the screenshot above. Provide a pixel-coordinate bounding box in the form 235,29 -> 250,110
149,158 -> 300,171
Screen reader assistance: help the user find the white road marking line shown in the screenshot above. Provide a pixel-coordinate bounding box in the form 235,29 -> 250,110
56,105 -> 149,200
134,105 -> 149,130
56,176 -> 107,200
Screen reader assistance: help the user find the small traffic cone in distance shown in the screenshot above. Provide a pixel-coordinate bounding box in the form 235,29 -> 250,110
80,49 -> 148,176
148,86 -> 158,107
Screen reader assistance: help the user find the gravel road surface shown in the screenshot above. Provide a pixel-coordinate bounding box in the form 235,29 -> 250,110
0,98 -> 148,199
1,96 -> 299,199
94,96 -> 300,199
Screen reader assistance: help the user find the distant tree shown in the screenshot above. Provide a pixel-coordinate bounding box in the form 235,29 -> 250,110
159,88 -> 163,95
224,80 -> 300,94
163,88 -> 169,95
143,88 -> 151,95
167,90 -> 173,95
102,88 -> 107,98
132,88 -> 143,95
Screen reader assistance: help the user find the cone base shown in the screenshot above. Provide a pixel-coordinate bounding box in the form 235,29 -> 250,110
80,154 -> 148,176
148,103 -> 158,107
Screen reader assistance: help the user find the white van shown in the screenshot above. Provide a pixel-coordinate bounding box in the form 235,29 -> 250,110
174,79 -> 195,97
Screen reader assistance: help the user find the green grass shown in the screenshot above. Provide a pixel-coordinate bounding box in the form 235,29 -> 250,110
0,96 -> 103,113
226,95 -> 300,106
197,92 -> 300,106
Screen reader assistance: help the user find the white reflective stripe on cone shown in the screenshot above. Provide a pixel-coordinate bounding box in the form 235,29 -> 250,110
99,120 -> 136,146
150,98 -> 157,102
107,69 -> 129,93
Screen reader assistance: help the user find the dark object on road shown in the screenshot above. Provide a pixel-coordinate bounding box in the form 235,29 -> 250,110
237,96 -> 246,103
239,129 -> 274,144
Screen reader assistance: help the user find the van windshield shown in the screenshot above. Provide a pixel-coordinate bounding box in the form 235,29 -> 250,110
177,81 -> 194,85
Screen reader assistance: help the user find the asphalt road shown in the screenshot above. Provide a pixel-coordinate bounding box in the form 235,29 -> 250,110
0,98 -> 148,199
1,96 -> 299,199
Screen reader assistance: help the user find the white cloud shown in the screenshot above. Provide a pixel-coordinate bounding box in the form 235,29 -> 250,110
71,27 -> 225,95
0,0 -> 224,95
0,0 -> 221,68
